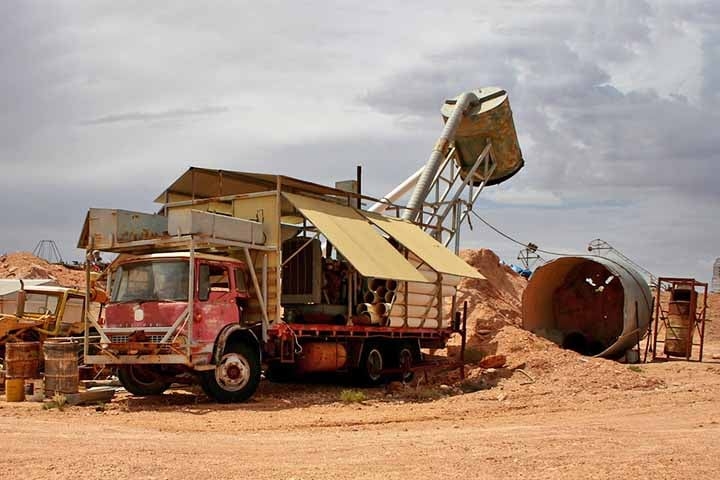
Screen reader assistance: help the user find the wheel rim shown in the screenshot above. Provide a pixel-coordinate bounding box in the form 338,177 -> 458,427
215,353 -> 251,391
366,348 -> 383,381
398,348 -> 413,381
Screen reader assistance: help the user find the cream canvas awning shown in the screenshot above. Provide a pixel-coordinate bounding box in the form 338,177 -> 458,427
362,212 -> 484,279
283,193 -> 428,283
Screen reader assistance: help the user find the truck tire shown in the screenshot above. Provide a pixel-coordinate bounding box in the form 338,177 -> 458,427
201,341 -> 260,403
118,365 -> 170,396
356,343 -> 385,386
397,344 -> 415,383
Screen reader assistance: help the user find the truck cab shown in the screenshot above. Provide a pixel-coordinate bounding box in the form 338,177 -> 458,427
107,252 -> 251,342
102,252 -> 260,402
1,285 -> 86,341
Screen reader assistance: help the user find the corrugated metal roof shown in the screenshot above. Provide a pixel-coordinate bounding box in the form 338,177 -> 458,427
154,167 -> 355,203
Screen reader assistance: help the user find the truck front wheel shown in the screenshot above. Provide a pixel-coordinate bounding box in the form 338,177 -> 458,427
118,365 -> 170,396
201,342 -> 260,403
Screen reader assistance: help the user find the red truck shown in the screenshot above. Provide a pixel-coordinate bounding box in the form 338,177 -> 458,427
79,88 -> 524,402
79,169 -> 480,402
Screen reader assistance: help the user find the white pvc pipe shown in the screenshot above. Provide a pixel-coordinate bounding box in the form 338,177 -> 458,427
393,292 -> 439,306
387,317 -> 443,329
367,167 -> 424,214
390,305 -> 439,318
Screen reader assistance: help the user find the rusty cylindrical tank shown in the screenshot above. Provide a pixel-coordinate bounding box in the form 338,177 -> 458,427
522,256 -> 652,359
296,342 -> 348,373
4,341 -> 41,379
440,87 -> 524,186
664,287 -> 695,357
5,378 -> 25,402
43,341 -> 80,395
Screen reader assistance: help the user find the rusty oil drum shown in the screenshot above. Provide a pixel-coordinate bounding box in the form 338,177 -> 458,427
664,301 -> 693,357
4,378 -> 25,402
441,87 -> 524,186
43,341 -> 79,395
4,341 -> 41,379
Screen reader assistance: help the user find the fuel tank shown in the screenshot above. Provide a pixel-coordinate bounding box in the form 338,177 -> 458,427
295,342 -> 348,373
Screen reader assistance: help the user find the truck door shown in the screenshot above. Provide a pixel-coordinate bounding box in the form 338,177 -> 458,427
196,262 -> 240,341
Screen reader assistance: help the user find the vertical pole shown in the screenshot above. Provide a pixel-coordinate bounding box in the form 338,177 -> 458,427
403,280 -> 409,328
436,273 -> 443,327
191,168 -> 196,202
454,203 -> 461,255
276,176 -> 282,328
244,247 -> 269,342
699,283 -> 707,362
687,285 -> 695,361
450,292 -> 457,335
356,165 -> 362,209
633,301 -> 640,363
262,253 -> 268,317
187,240 -> 195,359
460,301 -> 468,379
652,281 -> 661,360
83,248 -> 91,361
347,266 -> 353,322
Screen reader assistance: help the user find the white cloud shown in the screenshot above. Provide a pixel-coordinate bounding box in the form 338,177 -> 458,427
0,0 -> 717,282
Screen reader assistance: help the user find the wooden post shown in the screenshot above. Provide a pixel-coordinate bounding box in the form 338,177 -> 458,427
460,301 -> 468,379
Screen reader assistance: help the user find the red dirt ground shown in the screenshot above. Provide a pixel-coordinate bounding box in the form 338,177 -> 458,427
1,250 -> 718,479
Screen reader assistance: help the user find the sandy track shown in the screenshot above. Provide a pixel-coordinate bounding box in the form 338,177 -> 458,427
2,358 -> 719,480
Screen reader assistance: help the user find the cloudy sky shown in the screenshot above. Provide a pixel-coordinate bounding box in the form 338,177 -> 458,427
1,1 -> 718,282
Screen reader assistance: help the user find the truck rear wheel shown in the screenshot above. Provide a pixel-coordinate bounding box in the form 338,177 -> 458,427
201,342 -> 260,403
118,365 -> 170,396
356,343 -> 385,386
397,344 -> 415,383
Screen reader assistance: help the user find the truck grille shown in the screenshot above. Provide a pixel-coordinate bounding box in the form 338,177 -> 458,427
110,335 -> 165,344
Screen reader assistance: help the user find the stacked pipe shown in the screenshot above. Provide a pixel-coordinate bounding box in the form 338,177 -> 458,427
386,254 -> 460,328
357,278 -> 397,325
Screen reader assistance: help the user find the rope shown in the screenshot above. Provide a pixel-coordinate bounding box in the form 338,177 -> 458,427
467,209 -> 578,258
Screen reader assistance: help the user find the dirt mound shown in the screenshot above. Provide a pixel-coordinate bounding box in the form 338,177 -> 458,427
438,248 -> 663,393
453,248 -> 527,335
0,252 -> 86,288
437,325 -> 664,394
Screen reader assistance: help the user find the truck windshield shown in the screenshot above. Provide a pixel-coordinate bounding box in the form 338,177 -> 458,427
23,293 -> 60,316
111,261 -> 189,302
